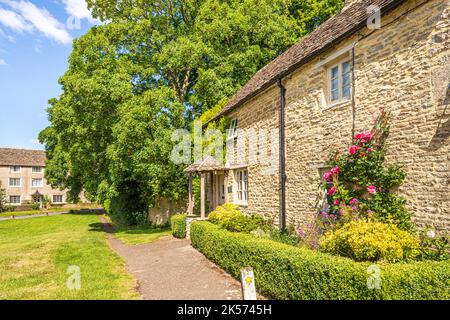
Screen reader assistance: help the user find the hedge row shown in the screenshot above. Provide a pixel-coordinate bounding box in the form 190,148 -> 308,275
170,214 -> 186,238
190,221 -> 450,300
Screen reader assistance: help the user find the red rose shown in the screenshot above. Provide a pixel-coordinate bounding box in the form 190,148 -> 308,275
327,186 -> 336,196
367,185 -> 377,194
349,145 -> 361,155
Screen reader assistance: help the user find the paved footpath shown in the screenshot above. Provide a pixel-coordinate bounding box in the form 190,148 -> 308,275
98,215 -> 243,300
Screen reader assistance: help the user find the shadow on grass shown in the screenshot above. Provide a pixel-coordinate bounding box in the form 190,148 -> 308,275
65,208 -> 105,216
89,222 -> 109,233
88,222 -> 170,236
116,226 -> 171,235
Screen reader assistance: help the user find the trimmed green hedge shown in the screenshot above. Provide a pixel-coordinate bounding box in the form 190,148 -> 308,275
171,214 -> 187,238
190,221 -> 450,300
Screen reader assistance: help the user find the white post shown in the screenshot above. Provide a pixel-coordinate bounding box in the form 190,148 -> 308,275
240,267 -> 257,300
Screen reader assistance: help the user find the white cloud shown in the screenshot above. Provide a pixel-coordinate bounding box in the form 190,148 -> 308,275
0,8 -> 32,32
0,28 -> 16,42
0,0 -> 72,45
63,0 -> 96,22
0,58 -> 7,65
30,139 -> 41,144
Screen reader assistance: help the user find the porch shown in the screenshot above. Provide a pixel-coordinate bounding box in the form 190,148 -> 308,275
184,156 -> 229,218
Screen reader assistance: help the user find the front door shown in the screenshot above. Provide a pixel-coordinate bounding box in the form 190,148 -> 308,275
32,195 -> 42,203
216,174 -> 225,206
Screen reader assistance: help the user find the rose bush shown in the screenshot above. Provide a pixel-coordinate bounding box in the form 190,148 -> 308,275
319,109 -> 413,231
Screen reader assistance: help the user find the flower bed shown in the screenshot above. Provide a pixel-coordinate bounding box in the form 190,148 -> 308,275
190,221 -> 450,300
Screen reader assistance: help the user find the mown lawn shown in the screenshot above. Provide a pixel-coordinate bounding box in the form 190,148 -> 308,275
113,225 -> 172,245
0,206 -> 100,218
0,213 -> 139,300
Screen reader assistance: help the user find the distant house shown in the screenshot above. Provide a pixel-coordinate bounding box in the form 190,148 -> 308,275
186,0 -> 450,231
0,148 -> 71,206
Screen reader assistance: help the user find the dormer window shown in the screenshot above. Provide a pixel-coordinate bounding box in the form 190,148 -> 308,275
10,166 -> 21,173
32,167 -> 43,173
328,59 -> 351,104
227,119 -> 238,141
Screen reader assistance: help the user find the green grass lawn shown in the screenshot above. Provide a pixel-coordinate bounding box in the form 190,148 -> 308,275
113,225 -> 172,245
0,207 -> 95,218
0,213 -> 139,300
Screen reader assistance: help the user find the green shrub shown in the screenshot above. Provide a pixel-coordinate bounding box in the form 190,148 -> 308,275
417,228 -> 450,261
191,221 -> 450,300
319,220 -> 420,263
107,191 -> 149,226
171,214 -> 187,238
30,202 -> 41,210
207,203 -> 267,233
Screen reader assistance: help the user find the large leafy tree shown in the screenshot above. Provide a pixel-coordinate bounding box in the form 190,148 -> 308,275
40,0 -> 344,224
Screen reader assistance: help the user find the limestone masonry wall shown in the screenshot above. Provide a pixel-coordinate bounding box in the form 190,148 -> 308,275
225,0 -> 450,231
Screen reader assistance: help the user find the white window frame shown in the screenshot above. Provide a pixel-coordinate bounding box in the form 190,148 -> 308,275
31,178 -> 43,188
227,119 -> 238,141
9,178 -> 21,187
234,169 -> 248,206
32,167 -> 43,173
52,195 -> 63,203
327,59 -> 351,106
10,166 -> 21,173
9,195 -> 21,205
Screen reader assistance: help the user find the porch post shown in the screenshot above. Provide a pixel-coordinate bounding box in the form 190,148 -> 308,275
188,173 -> 194,215
224,171 -> 229,203
208,172 -> 214,212
200,172 -> 206,219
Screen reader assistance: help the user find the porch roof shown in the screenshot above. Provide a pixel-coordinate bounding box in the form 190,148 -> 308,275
184,156 -> 227,173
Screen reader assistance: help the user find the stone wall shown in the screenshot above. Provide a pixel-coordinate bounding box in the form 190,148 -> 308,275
224,0 -> 450,231
148,197 -> 187,225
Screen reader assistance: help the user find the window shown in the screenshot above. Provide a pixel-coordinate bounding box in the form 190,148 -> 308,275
32,167 -> 43,173
328,60 -> 351,104
9,178 -> 21,187
53,195 -> 63,203
227,119 -> 238,140
235,169 -> 248,205
31,178 -> 43,188
9,196 -> 21,204
10,166 -> 21,173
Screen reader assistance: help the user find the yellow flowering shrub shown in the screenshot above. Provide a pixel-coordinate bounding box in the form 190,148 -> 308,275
207,203 -> 267,233
319,220 -> 420,263
207,203 -> 242,224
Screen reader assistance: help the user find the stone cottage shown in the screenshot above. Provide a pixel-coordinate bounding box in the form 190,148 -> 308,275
185,0 -> 450,231
0,148 -> 87,207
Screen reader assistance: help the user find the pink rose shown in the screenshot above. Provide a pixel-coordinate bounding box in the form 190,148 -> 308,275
354,131 -> 373,142
367,185 -> 377,194
367,147 -> 374,152
349,198 -> 359,205
349,145 -> 361,155
327,186 -> 336,196
323,166 -> 340,182
333,199 -> 340,206
330,166 -> 340,175
323,171 -> 332,182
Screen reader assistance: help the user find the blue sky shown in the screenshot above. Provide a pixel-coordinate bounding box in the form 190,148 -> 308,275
0,0 -> 97,150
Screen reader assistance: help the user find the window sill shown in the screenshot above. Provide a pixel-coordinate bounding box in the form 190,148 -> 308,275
234,201 -> 248,207
323,99 -> 350,111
